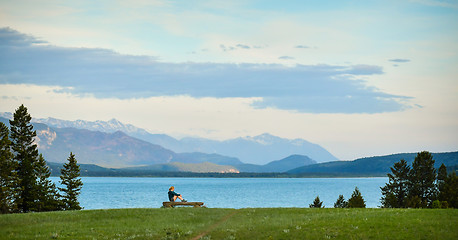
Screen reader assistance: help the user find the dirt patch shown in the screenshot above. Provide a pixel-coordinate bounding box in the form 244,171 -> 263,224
191,210 -> 238,240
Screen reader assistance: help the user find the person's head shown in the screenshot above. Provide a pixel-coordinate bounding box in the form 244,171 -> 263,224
169,186 -> 174,191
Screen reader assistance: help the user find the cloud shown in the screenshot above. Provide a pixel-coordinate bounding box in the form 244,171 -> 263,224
0,27 -> 47,46
389,59 -> 411,63
295,45 -> 310,49
235,44 -> 250,49
220,43 -> 261,51
220,44 -> 235,51
345,64 -> 384,75
0,28 -> 412,113
278,56 -> 295,60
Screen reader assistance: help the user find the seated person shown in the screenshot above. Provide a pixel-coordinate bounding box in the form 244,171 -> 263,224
168,186 -> 187,202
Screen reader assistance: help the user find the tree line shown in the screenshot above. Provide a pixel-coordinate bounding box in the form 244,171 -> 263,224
310,187 -> 367,208
0,104 -> 83,214
381,151 -> 457,208
309,151 -> 457,209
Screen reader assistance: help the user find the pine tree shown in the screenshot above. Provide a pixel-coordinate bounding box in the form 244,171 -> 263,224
0,122 -> 17,213
9,104 -> 39,212
437,164 -> 447,182
59,152 -> 83,210
34,154 -> 61,211
436,163 -> 448,207
334,194 -> 348,208
309,195 -> 324,208
381,159 -> 410,208
437,164 -> 447,192
348,187 -> 366,208
438,171 -> 458,208
408,151 -> 437,207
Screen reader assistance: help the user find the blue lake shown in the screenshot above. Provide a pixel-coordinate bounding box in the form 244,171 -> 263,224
51,177 -> 388,209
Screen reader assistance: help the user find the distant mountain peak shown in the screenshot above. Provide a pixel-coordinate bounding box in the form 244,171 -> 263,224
19,115 -> 151,137
257,133 -> 275,137
0,112 -> 12,119
255,133 -> 277,139
241,133 -> 279,145
108,118 -> 121,124
105,118 -> 124,127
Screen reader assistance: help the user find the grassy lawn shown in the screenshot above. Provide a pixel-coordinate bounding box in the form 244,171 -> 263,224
1,208 -> 456,239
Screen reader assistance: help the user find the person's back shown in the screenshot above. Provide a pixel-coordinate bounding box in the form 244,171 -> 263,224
168,190 -> 178,201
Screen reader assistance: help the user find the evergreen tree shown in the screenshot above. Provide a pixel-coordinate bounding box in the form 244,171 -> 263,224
437,164 -> 447,191
0,122 -> 17,213
437,164 -> 447,182
347,187 -> 366,208
34,154 -> 61,211
436,163 -> 448,206
381,159 -> 410,208
334,194 -> 348,208
438,171 -> 458,208
408,151 -> 437,207
309,195 -> 324,208
59,152 -> 83,210
9,104 -> 39,212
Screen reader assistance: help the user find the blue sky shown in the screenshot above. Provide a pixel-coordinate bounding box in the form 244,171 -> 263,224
0,0 -> 457,159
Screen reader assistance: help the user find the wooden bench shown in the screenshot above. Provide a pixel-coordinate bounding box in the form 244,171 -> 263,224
162,201 -> 204,208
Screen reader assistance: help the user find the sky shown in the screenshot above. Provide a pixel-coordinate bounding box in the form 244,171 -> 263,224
0,0 -> 457,160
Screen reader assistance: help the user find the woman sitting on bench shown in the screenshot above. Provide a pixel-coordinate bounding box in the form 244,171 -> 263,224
168,186 -> 187,202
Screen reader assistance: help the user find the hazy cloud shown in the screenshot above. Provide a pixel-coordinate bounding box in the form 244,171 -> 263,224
389,59 -> 411,63
295,45 -> 310,49
278,56 -> 295,60
220,44 -> 235,51
0,95 -> 29,101
0,28 -> 411,113
220,43 -> 261,51
345,64 -> 384,75
236,44 -> 250,49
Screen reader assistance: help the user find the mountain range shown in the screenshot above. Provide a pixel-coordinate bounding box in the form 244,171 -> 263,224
15,114 -> 338,164
0,114 -> 321,171
1,113 -> 456,176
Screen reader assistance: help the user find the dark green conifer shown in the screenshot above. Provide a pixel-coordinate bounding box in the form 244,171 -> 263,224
381,159 -> 410,208
408,151 -> 437,207
437,164 -> 447,182
347,187 -> 366,208
9,104 -> 39,212
0,122 -> 17,213
334,194 -> 348,208
438,171 -> 458,208
34,154 -> 61,211
309,195 -> 324,208
59,152 -> 83,210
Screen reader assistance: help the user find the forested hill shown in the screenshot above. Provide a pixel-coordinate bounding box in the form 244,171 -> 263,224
45,152 -> 458,177
288,152 -> 458,176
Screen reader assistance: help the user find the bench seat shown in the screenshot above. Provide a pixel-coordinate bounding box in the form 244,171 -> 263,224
162,201 -> 204,208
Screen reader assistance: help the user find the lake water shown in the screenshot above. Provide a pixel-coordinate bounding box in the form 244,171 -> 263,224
51,177 -> 388,209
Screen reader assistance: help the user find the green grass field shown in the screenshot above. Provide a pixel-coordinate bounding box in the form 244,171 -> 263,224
1,208 -> 457,239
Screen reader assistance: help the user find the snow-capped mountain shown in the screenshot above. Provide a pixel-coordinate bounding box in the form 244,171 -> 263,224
181,133 -> 336,164
33,117 -> 149,135
1,112 -> 339,164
